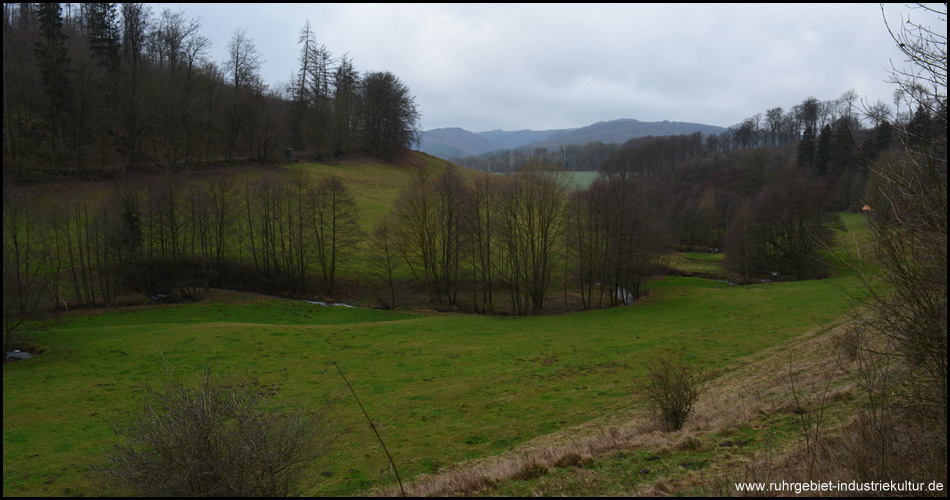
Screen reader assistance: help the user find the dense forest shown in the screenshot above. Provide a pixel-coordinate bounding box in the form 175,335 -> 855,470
2,3 -> 421,177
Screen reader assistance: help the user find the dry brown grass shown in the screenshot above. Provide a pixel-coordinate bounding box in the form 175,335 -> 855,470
370,320 -> 871,497
713,409 -> 948,497
372,417 -> 673,496
698,321 -> 947,497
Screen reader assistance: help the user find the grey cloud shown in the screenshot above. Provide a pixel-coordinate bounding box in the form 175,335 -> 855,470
163,3 -> 932,131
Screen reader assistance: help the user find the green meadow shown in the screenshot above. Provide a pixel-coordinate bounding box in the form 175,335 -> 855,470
3,158 -> 875,496
560,171 -> 600,191
3,258 -> 866,496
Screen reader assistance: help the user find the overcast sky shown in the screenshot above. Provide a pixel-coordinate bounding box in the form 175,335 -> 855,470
158,3 -> 942,132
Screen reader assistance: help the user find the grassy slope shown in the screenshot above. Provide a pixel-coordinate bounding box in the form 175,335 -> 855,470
401,214 -> 878,496
2,155 -> 873,496
3,272 -> 865,496
465,316 -> 864,497
273,152 -> 489,287
293,154 -> 449,233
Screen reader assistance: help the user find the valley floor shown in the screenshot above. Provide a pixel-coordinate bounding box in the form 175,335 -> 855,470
3,263 -> 870,496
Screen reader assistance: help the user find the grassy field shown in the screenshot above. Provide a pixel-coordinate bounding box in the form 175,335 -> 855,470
294,153 -> 458,234
3,156 -> 875,496
2,256 -> 868,496
560,171 -> 600,191
499,170 -> 600,192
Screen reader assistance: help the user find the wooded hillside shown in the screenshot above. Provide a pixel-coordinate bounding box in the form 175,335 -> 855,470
2,3 -> 421,178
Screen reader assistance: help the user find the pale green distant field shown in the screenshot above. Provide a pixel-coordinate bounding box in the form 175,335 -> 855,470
560,170 -> 600,191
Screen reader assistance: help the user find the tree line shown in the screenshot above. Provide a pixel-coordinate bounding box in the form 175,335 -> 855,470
2,3 -> 421,177
452,142 -> 622,173
450,85 -> 943,290
452,91 -> 901,176
2,159 -> 672,336
5,91 -> 943,330
4,5 -> 945,331
2,168 -> 360,321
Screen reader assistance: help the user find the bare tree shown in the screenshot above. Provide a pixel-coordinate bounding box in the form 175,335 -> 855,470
291,21 -> 335,157
431,166 -> 469,306
564,187 -> 607,309
391,171 -> 440,303
723,200 -> 756,284
857,3 -> 947,426
367,215 -> 403,309
765,106 -> 784,146
881,4 -> 947,127
467,174 -> 503,313
225,28 -> 261,91
332,54 -> 360,156
725,165 -> 842,281
391,168 -> 468,306
118,3 -> 152,169
3,189 -> 50,360
310,176 -> 360,297
498,161 -> 567,314
149,8 -> 210,166
185,175 -> 237,290
222,28 -> 264,160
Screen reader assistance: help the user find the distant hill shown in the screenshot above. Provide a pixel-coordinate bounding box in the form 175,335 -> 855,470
530,119 -> 725,149
417,127 -> 497,159
476,128 -> 568,150
419,119 -> 726,160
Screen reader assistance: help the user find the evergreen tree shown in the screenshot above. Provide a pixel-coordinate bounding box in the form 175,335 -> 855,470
796,125 -> 815,168
814,124 -> 832,175
85,2 -> 120,73
829,118 -> 856,175
34,2 -> 73,159
332,55 -> 360,156
907,104 -> 934,147
861,120 -> 894,164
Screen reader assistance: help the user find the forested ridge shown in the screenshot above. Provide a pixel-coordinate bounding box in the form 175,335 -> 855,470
2,3 -> 420,178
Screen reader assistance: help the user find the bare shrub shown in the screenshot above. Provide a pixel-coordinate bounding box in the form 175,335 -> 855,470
97,367 -> 336,497
638,355 -> 709,431
552,451 -> 587,468
785,356 -> 834,478
677,435 -> 705,451
514,460 -> 551,480
832,324 -> 863,362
